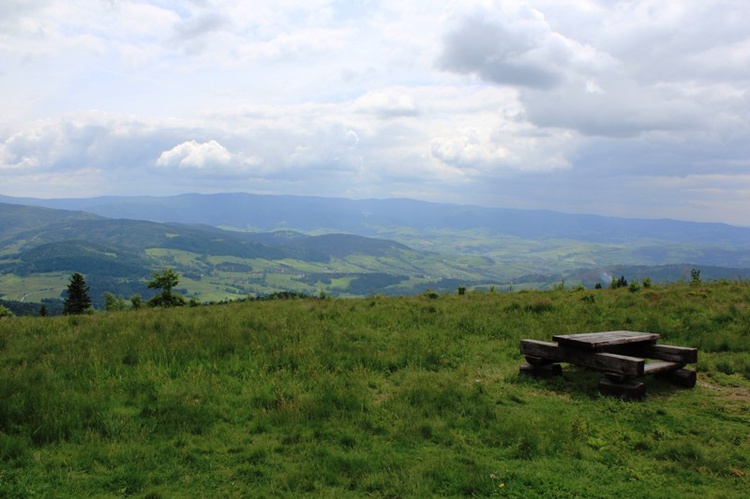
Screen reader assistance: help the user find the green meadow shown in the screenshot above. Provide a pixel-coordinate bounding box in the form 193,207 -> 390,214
1,281 -> 749,497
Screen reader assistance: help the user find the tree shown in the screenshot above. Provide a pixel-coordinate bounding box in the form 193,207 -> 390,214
147,268 -> 185,307
690,268 -> 702,286
104,292 -> 126,311
610,275 -> 628,289
0,304 -> 13,318
63,272 -> 92,315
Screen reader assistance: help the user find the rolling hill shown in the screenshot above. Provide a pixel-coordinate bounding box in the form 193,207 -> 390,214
1,192 -> 750,313
1,202 -> 475,310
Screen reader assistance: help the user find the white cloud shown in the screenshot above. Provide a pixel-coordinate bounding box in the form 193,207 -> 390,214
430,128 -> 508,169
156,140 -> 232,169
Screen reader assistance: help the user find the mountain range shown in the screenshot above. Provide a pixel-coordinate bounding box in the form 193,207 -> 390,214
1,192 -> 749,313
3,192 -> 748,246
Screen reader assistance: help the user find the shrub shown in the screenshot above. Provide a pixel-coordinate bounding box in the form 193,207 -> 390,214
524,299 -> 554,313
0,305 -> 13,318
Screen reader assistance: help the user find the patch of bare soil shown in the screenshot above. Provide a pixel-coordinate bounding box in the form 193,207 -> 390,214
698,381 -> 750,403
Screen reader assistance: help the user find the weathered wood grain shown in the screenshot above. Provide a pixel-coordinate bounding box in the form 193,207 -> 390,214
552,331 -> 659,350
643,361 -> 686,375
520,339 -> 645,377
655,368 -> 697,388
604,343 -> 698,364
598,378 -> 646,401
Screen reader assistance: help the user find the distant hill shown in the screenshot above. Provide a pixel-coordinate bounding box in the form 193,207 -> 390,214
0,203 -> 415,264
1,194 -> 750,309
0,202 -> 436,308
3,192 -> 748,246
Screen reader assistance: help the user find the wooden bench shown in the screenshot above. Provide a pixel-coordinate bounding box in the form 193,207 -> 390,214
520,331 -> 697,400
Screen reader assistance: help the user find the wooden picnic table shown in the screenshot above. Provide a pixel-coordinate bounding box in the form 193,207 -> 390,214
520,331 -> 697,400
553,331 -> 659,350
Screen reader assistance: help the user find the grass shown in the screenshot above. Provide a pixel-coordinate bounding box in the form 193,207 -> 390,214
0,272 -> 70,302
1,281 -> 749,496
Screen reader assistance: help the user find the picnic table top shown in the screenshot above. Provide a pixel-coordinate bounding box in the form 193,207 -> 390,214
552,330 -> 660,351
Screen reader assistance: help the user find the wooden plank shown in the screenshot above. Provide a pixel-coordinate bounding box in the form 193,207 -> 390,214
655,368 -> 697,388
643,361 -> 685,375
552,331 -> 659,351
604,343 -> 697,364
520,339 -> 644,377
598,378 -> 646,401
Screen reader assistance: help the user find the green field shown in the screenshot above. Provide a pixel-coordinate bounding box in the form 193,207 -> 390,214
1,281 -> 749,496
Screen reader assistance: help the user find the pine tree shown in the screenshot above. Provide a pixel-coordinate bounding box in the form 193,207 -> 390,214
63,272 -> 92,315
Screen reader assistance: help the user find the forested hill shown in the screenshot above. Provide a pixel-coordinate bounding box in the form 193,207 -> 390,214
2,196 -> 750,310
0,203 -> 416,265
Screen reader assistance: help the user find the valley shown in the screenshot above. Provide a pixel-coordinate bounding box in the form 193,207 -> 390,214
1,193 -> 749,314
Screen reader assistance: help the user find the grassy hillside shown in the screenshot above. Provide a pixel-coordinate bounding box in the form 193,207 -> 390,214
1,281 -> 748,496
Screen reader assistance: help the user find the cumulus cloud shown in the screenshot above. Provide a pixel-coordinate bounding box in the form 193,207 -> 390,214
156,140 -> 232,169
436,0 -> 750,145
430,129 -> 508,169
438,13 -> 559,89
0,118 -> 110,173
437,2 -> 614,90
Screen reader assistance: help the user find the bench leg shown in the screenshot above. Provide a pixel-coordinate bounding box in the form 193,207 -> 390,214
598,377 -> 646,401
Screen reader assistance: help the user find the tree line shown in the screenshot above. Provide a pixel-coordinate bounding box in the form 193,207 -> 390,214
61,268 -> 187,315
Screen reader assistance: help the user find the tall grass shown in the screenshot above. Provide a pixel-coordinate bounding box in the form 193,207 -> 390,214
1,281 -> 749,496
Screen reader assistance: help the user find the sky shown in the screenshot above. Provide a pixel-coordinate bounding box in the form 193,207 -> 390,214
1,0 -> 750,227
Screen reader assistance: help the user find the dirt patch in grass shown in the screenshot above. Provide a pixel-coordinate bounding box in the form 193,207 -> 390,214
698,381 -> 750,403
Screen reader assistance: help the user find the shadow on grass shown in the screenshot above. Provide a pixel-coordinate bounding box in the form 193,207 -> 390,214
515,364 -> 695,401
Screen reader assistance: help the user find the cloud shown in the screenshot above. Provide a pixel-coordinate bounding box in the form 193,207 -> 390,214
353,89 -> 420,118
438,13 -> 560,89
436,1 -> 750,143
0,117 -> 111,173
430,128 -> 508,169
437,2 -> 614,90
156,140 -> 232,169
520,77 -> 703,137
154,139 -> 266,180
172,12 -> 231,42
2,1 -> 750,226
